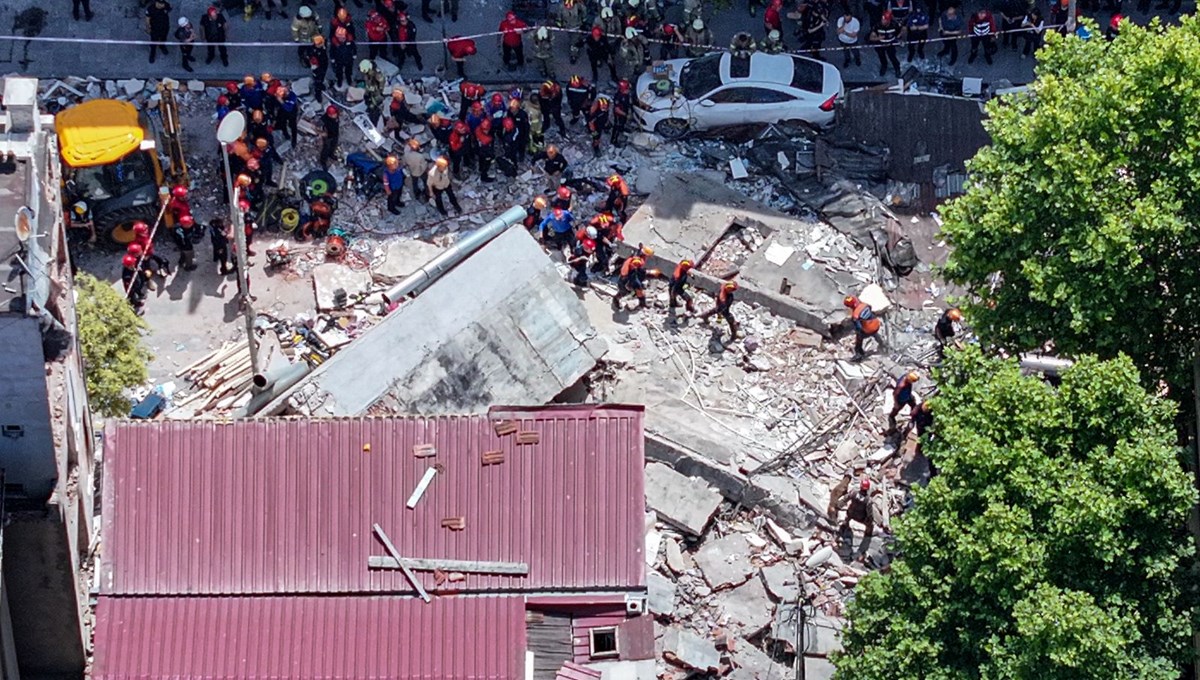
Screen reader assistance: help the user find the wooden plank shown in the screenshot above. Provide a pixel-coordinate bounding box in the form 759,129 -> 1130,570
367,555 -> 530,575
405,467 -> 438,508
372,523 -> 430,603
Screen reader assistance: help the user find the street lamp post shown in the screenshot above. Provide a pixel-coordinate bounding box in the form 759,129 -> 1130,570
215,110 -> 261,380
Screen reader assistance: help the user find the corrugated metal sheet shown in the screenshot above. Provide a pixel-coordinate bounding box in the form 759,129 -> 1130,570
841,90 -> 990,183
555,662 -> 602,680
101,406 -> 645,596
92,595 -> 526,680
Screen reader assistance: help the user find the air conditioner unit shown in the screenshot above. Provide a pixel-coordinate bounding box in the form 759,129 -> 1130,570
625,596 -> 646,614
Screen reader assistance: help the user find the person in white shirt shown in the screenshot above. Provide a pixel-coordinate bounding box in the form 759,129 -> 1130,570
836,9 -> 862,67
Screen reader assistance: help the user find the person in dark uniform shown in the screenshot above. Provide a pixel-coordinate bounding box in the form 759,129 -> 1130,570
869,10 -> 901,77
319,105 -> 340,169
145,0 -> 172,63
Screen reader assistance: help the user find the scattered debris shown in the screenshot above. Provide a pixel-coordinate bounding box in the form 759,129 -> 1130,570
643,463 -> 723,536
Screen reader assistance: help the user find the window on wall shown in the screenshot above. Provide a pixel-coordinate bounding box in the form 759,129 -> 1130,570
588,627 -> 618,659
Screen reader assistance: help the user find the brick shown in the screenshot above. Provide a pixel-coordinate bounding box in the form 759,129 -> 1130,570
441,517 -> 466,531
413,443 -> 437,458
516,431 -> 540,445
493,420 -> 518,436
481,450 -> 505,465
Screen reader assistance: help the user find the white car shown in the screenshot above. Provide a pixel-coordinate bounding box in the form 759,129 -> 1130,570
634,52 -> 843,139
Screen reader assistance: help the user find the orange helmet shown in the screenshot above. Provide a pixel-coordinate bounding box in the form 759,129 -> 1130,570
607,174 -> 623,187
679,259 -> 694,270
435,156 -> 449,168
723,280 -> 738,292
532,195 -> 548,209
312,34 -> 325,46
948,308 -> 962,321
906,371 -> 919,384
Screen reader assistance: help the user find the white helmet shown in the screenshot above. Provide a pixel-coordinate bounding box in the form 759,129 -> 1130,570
359,59 -> 373,72
768,29 -> 780,40
629,0 -> 640,6
692,18 -> 704,31
299,5 -> 312,17
178,16 -> 189,26
625,26 -> 637,39
537,26 -> 549,39
586,226 -> 598,239
601,7 -> 614,17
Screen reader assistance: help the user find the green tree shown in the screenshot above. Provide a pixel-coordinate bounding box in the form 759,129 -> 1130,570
940,18 -> 1200,391
834,348 -> 1197,679
74,272 -> 152,417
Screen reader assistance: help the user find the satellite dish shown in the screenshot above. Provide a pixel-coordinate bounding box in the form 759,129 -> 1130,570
14,206 -> 33,242
216,110 -> 247,144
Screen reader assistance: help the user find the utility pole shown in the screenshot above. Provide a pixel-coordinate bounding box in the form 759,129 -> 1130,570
215,111 -> 261,381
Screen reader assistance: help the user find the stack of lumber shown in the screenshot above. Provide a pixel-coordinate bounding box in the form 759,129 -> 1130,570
169,341 -> 257,415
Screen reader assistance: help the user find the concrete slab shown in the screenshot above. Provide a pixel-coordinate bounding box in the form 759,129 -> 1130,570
661,628 -> 720,672
646,571 -> 676,616
694,534 -> 754,589
643,463 -> 723,536
760,563 -> 801,603
311,263 -> 374,311
714,575 -> 774,637
370,239 -> 450,282
730,637 -> 791,680
664,537 -> 689,574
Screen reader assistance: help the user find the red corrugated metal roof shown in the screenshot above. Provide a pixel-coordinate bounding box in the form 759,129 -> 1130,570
101,406 -> 646,596
92,595 -> 527,680
556,662 -> 603,680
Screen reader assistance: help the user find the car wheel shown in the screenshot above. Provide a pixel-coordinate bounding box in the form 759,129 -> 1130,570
654,118 -> 690,140
94,205 -> 159,249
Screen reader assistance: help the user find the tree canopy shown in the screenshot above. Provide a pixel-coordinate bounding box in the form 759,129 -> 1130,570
834,348 -> 1197,679
74,272 -> 152,417
941,18 -> 1200,391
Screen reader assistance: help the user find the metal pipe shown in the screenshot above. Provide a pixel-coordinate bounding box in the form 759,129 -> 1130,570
224,147 -> 260,379
235,362 -> 312,417
1018,353 -> 1074,376
253,362 -> 296,390
382,204 -> 527,305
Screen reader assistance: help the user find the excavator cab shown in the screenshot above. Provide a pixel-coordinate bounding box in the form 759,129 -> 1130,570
55,86 -> 187,246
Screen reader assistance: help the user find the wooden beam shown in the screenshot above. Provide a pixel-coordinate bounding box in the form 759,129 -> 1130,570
368,556 -> 530,575
405,467 -> 438,509
372,523 -> 431,603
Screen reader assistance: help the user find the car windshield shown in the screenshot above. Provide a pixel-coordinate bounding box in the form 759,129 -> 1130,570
679,53 -> 723,100
790,57 -> 825,92
71,152 -> 155,202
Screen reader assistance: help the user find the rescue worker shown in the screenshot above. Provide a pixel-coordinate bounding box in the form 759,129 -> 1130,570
913,401 -> 935,473
201,4 -> 230,67
223,81 -> 242,110
533,27 -> 556,79
700,280 -> 739,339
474,117 -> 496,183
239,74 -> 265,112
394,11 -> 423,71
612,247 -> 652,310
530,144 -> 569,193
585,26 -> 618,83
524,195 -> 548,231
843,295 -> 882,361
176,17 -> 197,72
552,184 -> 573,211
382,155 -> 406,214
305,35 -> 329,101
556,0 -> 587,63
427,156 -> 463,216
458,81 -> 486,120
506,97 -> 531,163
429,112 -> 454,146
330,26 -> 357,89
603,173 -> 630,220
588,211 -> 621,273
448,119 -> 472,178
667,259 -> 697,322
200,217 -> 228,276
540,80 -> 568,135
618,27 -> 647,79
145,0 -> 172,64
539,207 -> 577,252
402,138 -> 429,202
597,7 -> 622,39
611,81 -> 632,147
292,5 -> 321,65
486,92 -> 508,124
172,214 -> 198,271
166,184 -> 192,223
254,137 -> 282,187
685,18 -> 713,57
447,35 -> 478,78
361,60 -> 387,120
566,75 -> 596,124
657,23 -> 683,59
730,31 -> 757,57
365,8 -> 389,60
499,11 -> 529,70
319,105 -> 340,170
498,117 -> 522,178
888,371 -> 919,434
274,84 -> 300,141
585,97 -> 610,158
869,10 -> 902,77
121,253 -> 150,312
330,6 -> 356,39
830,477 -> 877,540
131,222 -> 171,274
934,307 -> 962,347
465,100 -> 489,131
763,28 -> 785,53
566,237 -> 596,286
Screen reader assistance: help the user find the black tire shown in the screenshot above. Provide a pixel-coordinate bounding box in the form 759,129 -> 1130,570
94,205 -> 159,249
654,118 -> 690,140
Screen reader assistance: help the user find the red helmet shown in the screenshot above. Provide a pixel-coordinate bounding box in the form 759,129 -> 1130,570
556,185 -> 571,200
490,93 -> 504,106
179,214 -> 195,227
582,238 -> 596,252
570,75 -> 583,87
122,254 -> 138,268
882,9 -> 893,21
618,79 -> 630,93
238,199 -> 251,212
553,207 -> 564,219
860,478 -> 871,491
505,10 -> 516,20
326,105 -> 339,117
217,95 -> 229,106
502,117 -> 515,131
607,173 -> 623,187
479,117 -> 492,131
663,23 -> 675,34
598,98 -> 610,109
171,185 -> 188,199
225,81 -> 238,93
591,26 -> 602,38
132,222 -> 150,237
453,120 -> 470,134
126,242 -> 144,256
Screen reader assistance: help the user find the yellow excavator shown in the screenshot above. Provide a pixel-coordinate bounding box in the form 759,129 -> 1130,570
55,82 -> 188,246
